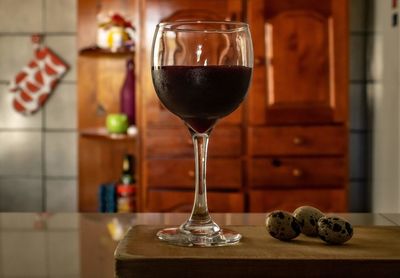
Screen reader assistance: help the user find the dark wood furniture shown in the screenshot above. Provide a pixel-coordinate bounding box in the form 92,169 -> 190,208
246,0 -> 348,212
138,0 -> 245,212
77,0 -> 348,212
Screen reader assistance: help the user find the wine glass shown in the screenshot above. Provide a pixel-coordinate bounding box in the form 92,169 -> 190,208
151,21 -> 253,247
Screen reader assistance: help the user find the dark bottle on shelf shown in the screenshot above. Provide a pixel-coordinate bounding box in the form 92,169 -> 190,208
120,58 -> 136,126
117,154 -> 137,212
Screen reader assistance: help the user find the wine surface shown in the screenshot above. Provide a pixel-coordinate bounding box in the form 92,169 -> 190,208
152,65 -> 252,133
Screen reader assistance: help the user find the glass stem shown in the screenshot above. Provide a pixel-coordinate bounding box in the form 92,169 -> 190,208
188,132 -> 212,224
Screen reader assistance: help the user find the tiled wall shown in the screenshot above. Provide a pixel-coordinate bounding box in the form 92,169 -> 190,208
0,0 -> 369,212
367,1 -> 400,212
0,214 -> 80,276
349,0 -> 369,212
0,0 -> 77,212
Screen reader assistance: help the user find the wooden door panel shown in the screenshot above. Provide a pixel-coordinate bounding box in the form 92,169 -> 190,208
247,0 -> 348,125
265,11 -> 333,123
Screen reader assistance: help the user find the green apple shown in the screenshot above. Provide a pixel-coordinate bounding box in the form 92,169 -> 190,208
106,113 -> 129,134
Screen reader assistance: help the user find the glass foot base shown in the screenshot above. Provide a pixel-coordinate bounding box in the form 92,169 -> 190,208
157,227 -> 242,247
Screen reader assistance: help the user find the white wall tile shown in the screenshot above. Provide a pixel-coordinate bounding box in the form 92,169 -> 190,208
350,132 -> 367,180
0,84 -> 43,129
366,0 -> 387,32
0,36 -> 34,81
0,131 -> 42,176
0,213 -> 38,228
45,83 -> 77,129
45,0 -> 77,32
47,213 -> 78,229
366,33 -> 383,82
1,231 -> 47,276
0,178 -> 42,211
350,35 -> 366,81
46,179 -> 77,212
0,0 -> 43,32
349,181 -> 368,212
45,131 -> 77,177
349,84 -> 367,130
350,0 -> 366,32
48,231 -> 80,276
45,36 -> 77,82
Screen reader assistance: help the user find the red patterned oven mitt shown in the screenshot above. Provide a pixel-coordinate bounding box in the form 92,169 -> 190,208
8,35 -> 69,115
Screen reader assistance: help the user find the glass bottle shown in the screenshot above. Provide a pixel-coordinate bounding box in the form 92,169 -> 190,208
117,154 -> 137,212
120,58 -> 136,126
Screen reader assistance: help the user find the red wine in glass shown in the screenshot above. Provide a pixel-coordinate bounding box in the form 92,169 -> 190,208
152,65 -> 252,133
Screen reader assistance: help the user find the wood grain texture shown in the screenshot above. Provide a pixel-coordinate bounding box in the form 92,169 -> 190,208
247,0 -> 348,125
248,126 -> 347,156
249,157 -> 346,187
145,126 -> 242,158
146,191 -> 244,212
146,158 -> 242,190
115,225 -> 400,277
249,189 -> 347,212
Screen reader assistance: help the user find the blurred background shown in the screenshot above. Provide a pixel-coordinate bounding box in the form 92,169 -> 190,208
0,0 -> 398,214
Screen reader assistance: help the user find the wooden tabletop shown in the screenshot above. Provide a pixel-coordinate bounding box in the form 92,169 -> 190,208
0,213 -> 399,277
116,225 -> 400,277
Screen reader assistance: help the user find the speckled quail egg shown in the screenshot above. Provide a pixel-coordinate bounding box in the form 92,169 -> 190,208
266,211 -> 301,241
293,206 -> 325,237
317,216 -> 353,244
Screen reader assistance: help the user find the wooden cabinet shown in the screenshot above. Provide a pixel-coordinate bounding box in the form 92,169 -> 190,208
246,0 -> 348,212
248,0 -> 348,125
77,0 -> 349,213
139,0 -> 244,212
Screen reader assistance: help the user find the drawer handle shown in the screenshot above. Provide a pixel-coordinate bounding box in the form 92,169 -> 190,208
292,168 -> 303,177
293,136 -> 304,145
188,170 -> 195,178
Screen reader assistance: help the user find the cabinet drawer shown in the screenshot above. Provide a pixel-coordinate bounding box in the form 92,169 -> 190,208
249,189 -> 347,213
146,191 -> 244,212
146,126 -> 242,157
248,126 -> 347,156
146,158 -> 242,190
250,158 -> 346,187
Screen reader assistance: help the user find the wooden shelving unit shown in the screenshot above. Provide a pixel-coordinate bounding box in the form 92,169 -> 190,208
77,0 -> 139,212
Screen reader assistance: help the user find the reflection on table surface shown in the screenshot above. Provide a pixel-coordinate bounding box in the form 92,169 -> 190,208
0,213 -> 397,277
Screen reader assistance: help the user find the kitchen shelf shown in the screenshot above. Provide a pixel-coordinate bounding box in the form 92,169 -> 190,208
80,127 -> 137,141
79,46 -> 135,57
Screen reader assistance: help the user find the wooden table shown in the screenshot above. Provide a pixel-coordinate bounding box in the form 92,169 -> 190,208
0,213 -> 398,277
